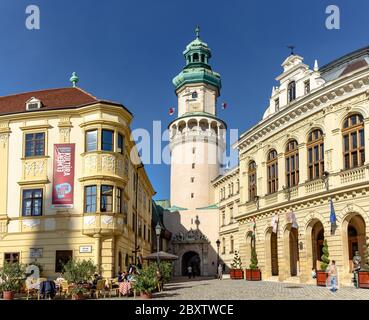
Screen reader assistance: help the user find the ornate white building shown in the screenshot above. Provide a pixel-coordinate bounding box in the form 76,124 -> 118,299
216,45 -> 369,285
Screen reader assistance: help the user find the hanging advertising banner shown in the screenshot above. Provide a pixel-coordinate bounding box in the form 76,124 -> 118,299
52,144 -> 75,208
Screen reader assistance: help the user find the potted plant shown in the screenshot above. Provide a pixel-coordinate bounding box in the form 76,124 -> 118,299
316,239 -> 330,286
246,246 -> 262,281
158,261 -> 173,291
134,264 -> 158,298
63,259 -> 97,300
0,262 -> 25,300
358,236 -> 369,289
230,251 -> 244,279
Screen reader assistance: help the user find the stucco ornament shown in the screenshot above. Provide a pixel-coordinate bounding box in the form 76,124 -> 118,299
83,216 -> 96,226
23,219 -> 41,228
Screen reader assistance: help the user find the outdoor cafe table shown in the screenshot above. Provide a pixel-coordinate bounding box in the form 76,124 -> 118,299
118,281 -> 132,296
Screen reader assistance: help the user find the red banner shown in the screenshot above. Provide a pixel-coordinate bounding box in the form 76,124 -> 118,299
52,144 -> 75,207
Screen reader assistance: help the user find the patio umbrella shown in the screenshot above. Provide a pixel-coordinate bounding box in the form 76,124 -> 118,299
143,251 -> 178,261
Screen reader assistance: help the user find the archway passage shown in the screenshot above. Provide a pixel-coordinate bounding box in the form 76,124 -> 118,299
347,215 -> 366,272
289,228 -> 299,276
271,232 -> 279,276
182,251 -> 201,276
311,221 -> 324,270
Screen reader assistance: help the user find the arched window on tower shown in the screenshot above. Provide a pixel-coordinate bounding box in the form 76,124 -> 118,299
248,161 -> 257,201
192,91 -> 198,99
267,150 -> 278,194
343,114 -> 365,169
288,81 -> 296,103
285,140 -> 299,187
307,129 -> 324,180
193,53 -> 199,62
201,54 -> 205,63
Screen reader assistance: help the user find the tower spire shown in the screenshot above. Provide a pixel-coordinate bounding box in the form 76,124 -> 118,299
195,25 -> 200,39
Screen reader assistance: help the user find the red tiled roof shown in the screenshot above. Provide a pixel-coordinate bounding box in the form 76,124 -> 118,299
0,87 -> 102,116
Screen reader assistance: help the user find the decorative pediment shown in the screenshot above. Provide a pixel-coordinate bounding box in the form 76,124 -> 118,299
172,228 -> 209,243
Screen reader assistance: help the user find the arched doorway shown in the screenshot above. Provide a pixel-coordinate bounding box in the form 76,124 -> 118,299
289,228 -> 299,276
311,221 -> 324,270
271,232 -> 279,276
182,251 -> 201,276
347,215 -> 366,272
265,228 -> 279,278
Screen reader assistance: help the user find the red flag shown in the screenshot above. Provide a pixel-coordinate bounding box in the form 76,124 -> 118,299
221,102 -> 228,110
169,107 -> 175,116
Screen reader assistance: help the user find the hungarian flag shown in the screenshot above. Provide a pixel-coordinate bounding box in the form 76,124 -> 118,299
221,102 -> 228,110
169,107 -> 175,116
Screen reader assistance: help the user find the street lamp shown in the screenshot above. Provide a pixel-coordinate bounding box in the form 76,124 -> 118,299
216,239 -> 221,270
155,223 -> 162,266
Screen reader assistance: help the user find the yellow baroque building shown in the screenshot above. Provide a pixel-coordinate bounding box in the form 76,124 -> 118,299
0,86 -> 155,278
214,46 -> 369,285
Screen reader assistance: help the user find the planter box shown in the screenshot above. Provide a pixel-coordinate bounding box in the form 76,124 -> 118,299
140,292 -> 152,299
230,269 -> 244,280
358,271 -> 369,289
316,271 -> 328,286
2,291 -> 14,300
245,269 -> 262,281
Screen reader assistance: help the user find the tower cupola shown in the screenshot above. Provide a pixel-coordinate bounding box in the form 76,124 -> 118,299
173,26 -> 221,94
183,26 -> 212,69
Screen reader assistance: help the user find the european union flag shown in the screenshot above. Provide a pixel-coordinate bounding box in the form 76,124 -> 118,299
330,198 -> 337,224
330,198 -> 337,234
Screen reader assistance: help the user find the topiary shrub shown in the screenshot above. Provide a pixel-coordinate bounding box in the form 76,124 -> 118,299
249,246 -> 259,270
320,239 -> 330,271
231,251 -> 242,269
158,261 -> 173,285
362,236 -> 369,271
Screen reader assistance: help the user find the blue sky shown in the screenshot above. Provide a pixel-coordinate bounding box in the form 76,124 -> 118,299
1,0 -> 369,200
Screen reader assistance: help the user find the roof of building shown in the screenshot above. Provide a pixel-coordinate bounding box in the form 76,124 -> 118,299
319,45 -> 369,82
0,87 -> 131,116
196,204 -> 219,210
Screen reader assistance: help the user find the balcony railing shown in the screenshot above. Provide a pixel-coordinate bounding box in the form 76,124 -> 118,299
339,166 -> 367,184
82,213 -> 125,236
81,152 -> 127,182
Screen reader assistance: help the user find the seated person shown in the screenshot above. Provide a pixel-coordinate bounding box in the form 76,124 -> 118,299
118,272 -> 126,283
91,273 -> 102,289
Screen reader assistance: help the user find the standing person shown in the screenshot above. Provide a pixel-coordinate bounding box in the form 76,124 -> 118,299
218,264 -> 223,280
311,268 -> 317,279
353,251 -> 361,288
187,265 -> 192,279
327,260 -> 338,292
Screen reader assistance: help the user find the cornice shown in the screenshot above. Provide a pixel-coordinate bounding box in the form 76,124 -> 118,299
235,68 -> 369,153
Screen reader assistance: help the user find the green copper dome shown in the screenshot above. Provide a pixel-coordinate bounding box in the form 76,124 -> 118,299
173,26 -> 221,92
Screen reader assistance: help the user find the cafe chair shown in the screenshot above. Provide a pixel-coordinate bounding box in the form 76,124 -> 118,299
95,279 -> 106,299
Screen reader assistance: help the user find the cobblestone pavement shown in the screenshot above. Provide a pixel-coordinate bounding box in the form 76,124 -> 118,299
114,277 -> 369,300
